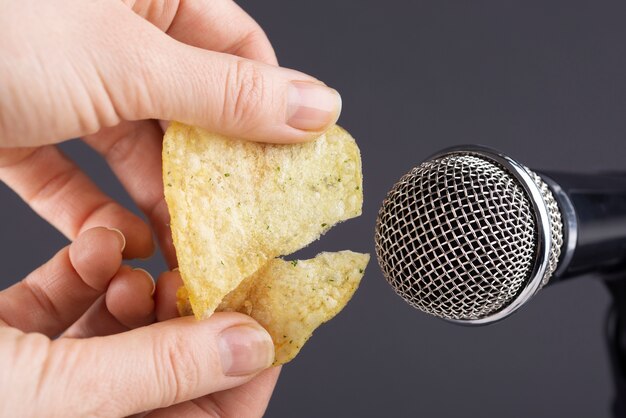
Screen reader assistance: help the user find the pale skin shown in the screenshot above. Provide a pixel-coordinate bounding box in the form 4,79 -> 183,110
0,0 -> 342,417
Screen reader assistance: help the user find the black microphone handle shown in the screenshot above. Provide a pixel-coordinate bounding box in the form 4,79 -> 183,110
539,171 -> 626,280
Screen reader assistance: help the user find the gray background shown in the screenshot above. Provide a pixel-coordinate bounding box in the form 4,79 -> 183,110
3,0 -> 626,417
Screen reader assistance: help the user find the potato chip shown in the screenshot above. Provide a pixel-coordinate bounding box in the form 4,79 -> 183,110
163,123 -> 363,318
176,286 -> 193,317
178,251 -> 370,365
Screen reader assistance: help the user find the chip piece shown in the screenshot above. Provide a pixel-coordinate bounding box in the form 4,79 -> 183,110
163,123 -> 363,318
176,286 -> 193,317
178,251 -> 370,365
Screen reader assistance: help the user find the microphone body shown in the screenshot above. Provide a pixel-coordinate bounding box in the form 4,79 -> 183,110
541,171 -> 626,279
375,146 -> 626,325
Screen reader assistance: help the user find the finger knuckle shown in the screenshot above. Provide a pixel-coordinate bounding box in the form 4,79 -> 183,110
223,59 -> 266,130
233,27 -> 271,55
154,331 -> 203,405
100,124 -> 142,165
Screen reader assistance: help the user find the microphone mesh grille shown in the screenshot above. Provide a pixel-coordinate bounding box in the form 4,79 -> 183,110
375,155 -> 538,321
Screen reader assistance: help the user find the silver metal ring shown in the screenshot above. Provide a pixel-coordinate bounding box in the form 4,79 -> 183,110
540,175 -> 577,278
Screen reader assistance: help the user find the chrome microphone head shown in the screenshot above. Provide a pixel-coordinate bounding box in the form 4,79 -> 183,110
375,146 -> 565,325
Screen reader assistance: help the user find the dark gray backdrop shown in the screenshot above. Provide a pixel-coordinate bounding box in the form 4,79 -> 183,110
3,0 -> 626,417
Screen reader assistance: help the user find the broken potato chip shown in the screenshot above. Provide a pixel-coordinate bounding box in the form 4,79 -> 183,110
163,123 -> 363,319
178,251 -> 370,365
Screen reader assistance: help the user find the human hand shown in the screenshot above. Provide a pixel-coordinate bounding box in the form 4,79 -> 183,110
0,0 -> 342,266
0,227 -> 278,417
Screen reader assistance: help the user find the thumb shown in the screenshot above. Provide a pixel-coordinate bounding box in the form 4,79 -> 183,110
35,314 -> 274,417
122,34 -> 342,143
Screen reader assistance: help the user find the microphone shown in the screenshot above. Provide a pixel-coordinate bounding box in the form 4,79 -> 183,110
375,145 -> 626,325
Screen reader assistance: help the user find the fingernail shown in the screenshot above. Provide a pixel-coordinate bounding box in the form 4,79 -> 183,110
106,227 -> 126,252
287,81 -> 342,131
218,325 -> 274,376
171,267 -> 179,272
133,268 -> 155,296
